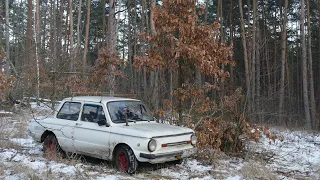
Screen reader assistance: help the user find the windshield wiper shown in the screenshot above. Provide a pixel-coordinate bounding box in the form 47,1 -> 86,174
127,119 -> 137,122
131,116 -> 143,121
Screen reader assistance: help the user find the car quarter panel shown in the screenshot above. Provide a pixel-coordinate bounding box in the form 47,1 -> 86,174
30,117 -> 78,152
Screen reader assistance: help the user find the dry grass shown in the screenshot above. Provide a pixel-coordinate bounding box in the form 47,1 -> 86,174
0,111 -> 31,149
0,160 -> 75,180
240,159 -> 277,180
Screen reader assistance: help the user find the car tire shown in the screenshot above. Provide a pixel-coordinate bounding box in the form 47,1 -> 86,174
174,158 -> 183,165
115,145 -> 138,174
43,134 -> 63,160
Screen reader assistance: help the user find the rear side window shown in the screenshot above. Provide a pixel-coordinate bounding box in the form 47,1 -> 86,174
56,102 -> 81,121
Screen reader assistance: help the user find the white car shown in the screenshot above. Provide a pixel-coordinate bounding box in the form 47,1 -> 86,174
28,96 -> 197,174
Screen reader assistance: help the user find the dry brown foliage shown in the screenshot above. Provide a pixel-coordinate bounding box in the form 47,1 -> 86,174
157,86 -> 282,155
134,0 -> 234,80
87,47 -> 125,93
60,47 -> 126,96
191,88 -> 283,154
0,73 -> 15,99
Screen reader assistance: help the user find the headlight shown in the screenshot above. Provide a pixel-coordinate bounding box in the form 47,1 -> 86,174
191,134 -> 197,145
148,139 -> 157,152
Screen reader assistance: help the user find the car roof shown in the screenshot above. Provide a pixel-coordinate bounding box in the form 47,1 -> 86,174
63,96 -> 140,103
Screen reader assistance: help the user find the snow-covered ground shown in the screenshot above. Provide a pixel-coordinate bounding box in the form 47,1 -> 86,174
1,110 -> 320,179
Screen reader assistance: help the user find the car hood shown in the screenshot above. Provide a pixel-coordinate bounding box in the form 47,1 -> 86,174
110,122 -> 194,138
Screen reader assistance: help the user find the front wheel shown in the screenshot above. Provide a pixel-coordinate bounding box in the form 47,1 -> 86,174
43,134 -> 63,160
115,145 -> 138,174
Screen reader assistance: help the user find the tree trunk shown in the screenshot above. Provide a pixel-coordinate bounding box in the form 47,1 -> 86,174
218,0 -> 224,97
26,0 -> 34,70
83,0 -> 91,74
107,0 -> 117,95
279,0 -> 288,120
127,0 -> 133,92
150,0 -> 159,112
301,0 -> 311,129
49,0 -> 53,63
56,1 -> 63,62
306,0 -> 317,128
141,0 -> 147,100
150,0 -> 157,35
229,0 -> 234,84
252,0 -> 257,113
256,27 -> 261,122
318,0 -> 320,109
262,1 -> 271,98
0,1 -> 2,72
64,2 -> 69,55
273,9 -> 278,97
42,4 -> 48,50
69,0 -> 74,71
36,0 -> 41,100
102,0 -> 107,45
239,0 -> 251,114
77,0 -> 82,60
107,0 -> 117,52
5,0 -> 9,76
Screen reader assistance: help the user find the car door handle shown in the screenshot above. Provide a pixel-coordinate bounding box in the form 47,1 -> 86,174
75,123 -> 82,126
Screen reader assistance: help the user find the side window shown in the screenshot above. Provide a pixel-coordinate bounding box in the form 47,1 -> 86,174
56,102 -> 81,121
81,104 -> 106,123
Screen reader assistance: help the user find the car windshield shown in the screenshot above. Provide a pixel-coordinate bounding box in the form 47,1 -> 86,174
107,101 -> 154,123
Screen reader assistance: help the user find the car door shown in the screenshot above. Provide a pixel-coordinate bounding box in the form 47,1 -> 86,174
54,101 -> 82,153
73,103 -> 111,159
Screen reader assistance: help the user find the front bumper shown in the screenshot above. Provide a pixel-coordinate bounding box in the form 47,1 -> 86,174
139,147 -> 197,163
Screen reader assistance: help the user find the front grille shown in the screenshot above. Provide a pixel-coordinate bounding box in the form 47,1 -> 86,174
166,141 -> 189,147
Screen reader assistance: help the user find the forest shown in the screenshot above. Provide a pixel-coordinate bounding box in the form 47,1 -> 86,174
0,0 -> 319,149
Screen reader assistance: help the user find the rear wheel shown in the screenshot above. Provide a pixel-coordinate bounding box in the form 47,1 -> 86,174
173,158 -> 183,165
115,145 -> 138,174
43,134 -> 63,160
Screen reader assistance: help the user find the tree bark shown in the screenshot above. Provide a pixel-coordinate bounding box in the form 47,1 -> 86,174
141,0 -> 147,100
83,0 -> 91,74
279,0 -> 288,120
26,0 -> 34,70
252,0 -> 257,113
0,1 -> 3,72
218,0 -> 224,97
107,0 -> 117,95
318,0 -> 320,110
306,0 -> 317,128
5,0 -> 9,76
64,2 -> 69,55
77,0 -> 82,59
69,0 -> 74,71
262,1 -> 271,98
256,27 -> 261,122
42,3 -> 48,50
56,1 -> 63,62
301,0 -> 311,129
36,0 -> 41,99
229,0 -> 234,84
239,0 -> 251,113
150,0 -> 159,112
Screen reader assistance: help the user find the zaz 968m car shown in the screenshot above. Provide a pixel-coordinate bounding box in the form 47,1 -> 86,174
28,96 -> 197,174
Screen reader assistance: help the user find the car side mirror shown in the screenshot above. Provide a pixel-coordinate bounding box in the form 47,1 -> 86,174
97,119 -> 109,127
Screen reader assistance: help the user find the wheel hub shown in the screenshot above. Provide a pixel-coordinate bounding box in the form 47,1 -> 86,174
118,152 -> 128,171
